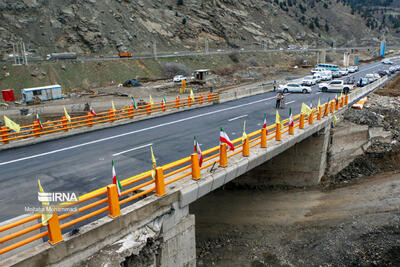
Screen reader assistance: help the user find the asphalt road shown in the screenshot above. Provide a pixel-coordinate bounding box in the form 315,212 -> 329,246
0,59 -> 399,222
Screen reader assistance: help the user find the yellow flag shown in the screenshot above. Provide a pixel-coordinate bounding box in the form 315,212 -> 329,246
318,99 -> 321,108
301,103 -> 312,115
190,89 -> 195,101
149,95 -> 154,105
275,110 -> 281,125
333,115 -> 338,124
111,100 -> 116,111
38,180 -> 53,226
242,120 -> 247,143
150,146 -> 156,179
64,106 -> 71,122
4,115 -> 20,132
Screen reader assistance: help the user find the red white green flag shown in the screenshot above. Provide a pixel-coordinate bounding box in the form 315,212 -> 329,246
90,105 -> 97,116
36,113 -> 43,129
335,94 -> 338,104
220,128 -> 234,151
162,96 -> 167,106
112,160 -> 122,197
194,136 -> 203,167
263,114 -> 267,129
289,108 -> 294,127
131,96 -> 137,109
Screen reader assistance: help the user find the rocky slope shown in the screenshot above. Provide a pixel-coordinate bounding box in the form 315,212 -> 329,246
0,0 -> 399,58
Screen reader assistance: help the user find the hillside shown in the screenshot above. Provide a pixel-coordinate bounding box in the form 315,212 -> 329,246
0,0 -> 399,58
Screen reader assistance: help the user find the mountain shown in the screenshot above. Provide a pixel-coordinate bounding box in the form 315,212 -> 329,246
0,0 -> 399,57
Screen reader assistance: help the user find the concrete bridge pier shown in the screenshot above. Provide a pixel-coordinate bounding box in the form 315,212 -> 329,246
234,124 -> 331,188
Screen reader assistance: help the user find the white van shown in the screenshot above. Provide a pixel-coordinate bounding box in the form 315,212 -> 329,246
311,68 -> 327,74
319,71 -> 332,81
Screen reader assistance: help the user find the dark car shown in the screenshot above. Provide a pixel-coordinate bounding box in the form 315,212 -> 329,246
377,70 -> 388,77
123,79 -> 141,87
357,78 -> 370,87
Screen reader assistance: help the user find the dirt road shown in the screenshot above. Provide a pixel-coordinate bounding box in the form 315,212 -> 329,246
191,171 -> 400,266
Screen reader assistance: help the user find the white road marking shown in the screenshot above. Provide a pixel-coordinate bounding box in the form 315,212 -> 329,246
228,114 -> 248,122
0,95 -> 277,166
286,100 -> 295,105
113,143 -> 153,156
316,92 -> 322,94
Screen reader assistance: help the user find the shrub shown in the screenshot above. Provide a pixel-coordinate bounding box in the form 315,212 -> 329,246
229,51 -> 240,63
248,57 -> 259,66
163,62 -> 191,78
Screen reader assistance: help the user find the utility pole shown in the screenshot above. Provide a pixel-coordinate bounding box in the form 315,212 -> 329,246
205,39 -> 209,55
12,42 -> 17,65
22,40 -> 28,65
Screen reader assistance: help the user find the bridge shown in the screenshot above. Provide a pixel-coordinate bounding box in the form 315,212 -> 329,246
0,72 -> 389,266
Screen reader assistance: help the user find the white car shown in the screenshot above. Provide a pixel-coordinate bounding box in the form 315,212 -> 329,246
348,66 -> 357,73
313,73 -> 323,83
311,68 -> 327,74
365,73 -> 378,82
319,71 -> 332,81
339,69 -> 348,76
278,83 -> 312,94
319,80 -> 354,94
173,75 -> 187,82
301,76 -> 317,86
381,59 -> 393,65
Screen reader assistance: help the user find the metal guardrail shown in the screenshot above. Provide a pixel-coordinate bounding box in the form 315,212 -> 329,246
0,95 -> 349,257
0,93 -> 219,144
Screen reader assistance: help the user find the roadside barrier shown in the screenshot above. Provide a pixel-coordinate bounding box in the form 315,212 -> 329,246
0,95 -> 348,257
0,93 -> 219,144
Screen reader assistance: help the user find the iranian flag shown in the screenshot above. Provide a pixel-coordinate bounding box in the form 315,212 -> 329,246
334,94 -> 338,104
162,96 -> 167,107
90,105 -> 97,116
289,108 -> 294,127
36,113 -> 43,129
112,161 -> 122,197
263,114 -> 267,129
194,136 -> 203,167
220,128 -> 234,151
131,96 -> 137,109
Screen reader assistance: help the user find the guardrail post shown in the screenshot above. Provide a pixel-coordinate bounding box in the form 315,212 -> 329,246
146,103 -> 151,115
275,123 -> 281,141
199,94 -> 203,104
324,103 -> 329,117
330,101 -> 334,113
208,92 -> 212,103
309,110 -> 314,125
188,96 -> 192,107
109,109 -> 115,122
335,100 -> 339,111
261,128 -> 267,148
155,167 -> 166,196
107,184 -> 121,218
219,143 -> 228,167
47,213 -> 63,245
289,122 -> 294,135
128,106 -> 134,119
176,97 -> 180,109
340,97 -> 344,108
1,126 -> 9,144
299,114 -> 305,129
33,121 -> 40,137
87,112 -> 93,127
162,101 -> 166,112
345,95 -> 349,105
242,137 -> 249,157
61,116 -> 68,132
191,153 -> 201,180
317,107 -> 322,120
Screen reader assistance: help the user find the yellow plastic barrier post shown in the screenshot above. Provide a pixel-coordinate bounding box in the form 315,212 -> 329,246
33,121 -> 41,137
1,126 -> 9,144
191,153 -> 201,180
208,92 -> 212,103
107,184 -> 121,218
176,97 -> 180,109
261,128 -> 267,148
61,116 -> 68,132
128,106 -> 134,119
109,109 -> 115,122
275,123 -> 281,141
146,103 -> 151,115
87,112 -> 93,127
345,95 -> 349,105
309,110 -> 314,125
243,137 -> 249,157
324,103 -> 329,117
289,122 -> 294,135
300,114 -> 305,129
219,143 -> 228,167
47,213 -> 63,245
155,167 -> 166,197
317,107 -> 322,120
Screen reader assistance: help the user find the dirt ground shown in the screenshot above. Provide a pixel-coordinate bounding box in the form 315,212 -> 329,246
376,73 -> 400,97
191,171 -> 400,266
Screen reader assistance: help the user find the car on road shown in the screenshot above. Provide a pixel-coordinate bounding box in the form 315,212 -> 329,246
339,68 -> 349,76
301,76 -> 317,86
311,68 -> 327,74
389,66 -> 396,74
365,73 -> 378,82
357,78 -> 370,87
173,75 -> 187,82
378,70 -> 388,77
313,73 -> 323,83
348,66 -> 357,73
278,83 -> 311,94
319,80 -> 354,94
381,59 -> 393,65
319,71 -> 332,81
332,71 -> 341,78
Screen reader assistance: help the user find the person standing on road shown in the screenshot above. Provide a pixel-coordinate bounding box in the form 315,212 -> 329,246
273,80 -> 277,91
276,92 -> 283,109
